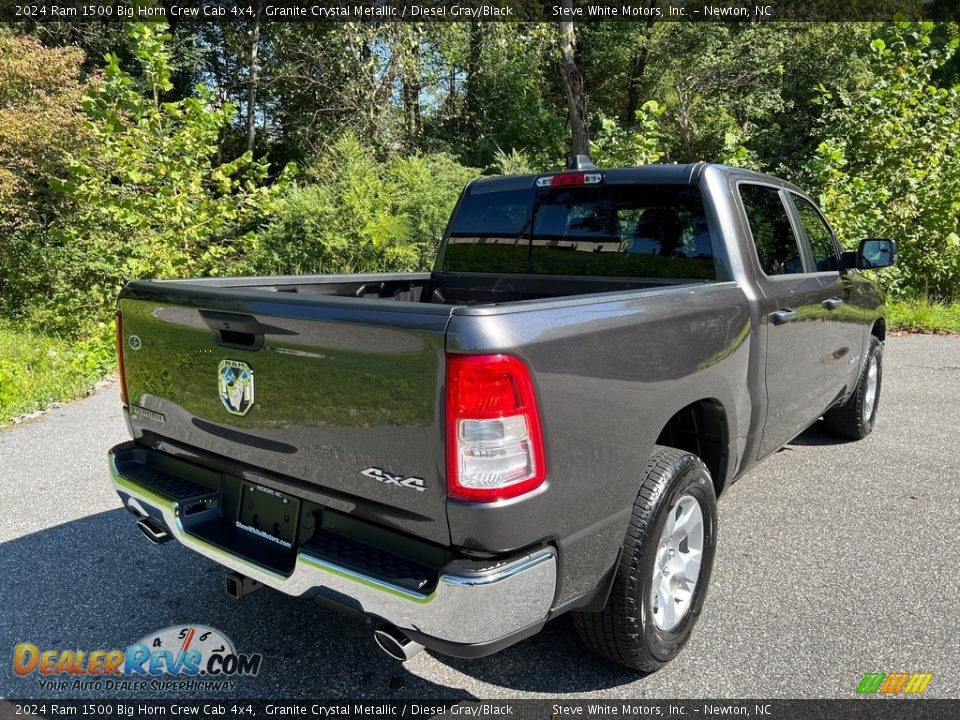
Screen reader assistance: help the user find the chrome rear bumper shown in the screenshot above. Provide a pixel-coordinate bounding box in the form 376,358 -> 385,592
109,447 -> 557,646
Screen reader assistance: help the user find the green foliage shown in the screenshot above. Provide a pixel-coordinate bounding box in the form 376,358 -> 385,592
591,101 -> 666,167
888,297 -> 960,334
491,147 -> 539,175
0,35 -> 92,322
6,21 -> 960,422
37,23 -> 291,336
433,23 -> 568,169
252,133 -> 475,275
809,23 -> 960,299
0,321 -> 113,425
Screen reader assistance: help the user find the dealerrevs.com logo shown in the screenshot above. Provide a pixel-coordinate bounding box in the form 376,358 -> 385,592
13,625 -> 262,692
856,672 -> 934,696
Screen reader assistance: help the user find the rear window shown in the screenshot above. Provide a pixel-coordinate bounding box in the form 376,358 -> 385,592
441,184 -> 716,280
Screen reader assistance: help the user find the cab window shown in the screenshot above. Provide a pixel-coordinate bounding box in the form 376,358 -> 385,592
790,194 -> 840,271
738,184 -> 804,276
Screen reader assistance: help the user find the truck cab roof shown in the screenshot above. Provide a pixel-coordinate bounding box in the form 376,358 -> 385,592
467,163 -> 803,195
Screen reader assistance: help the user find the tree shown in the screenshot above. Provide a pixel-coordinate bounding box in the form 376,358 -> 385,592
809,23 -> 960,299
252,133 -> 474,276
557,5 -> 590,161
399,24 -> 423,145
0,35 -> 93,321
246,0 -> 263,152
43,23 -> 289,335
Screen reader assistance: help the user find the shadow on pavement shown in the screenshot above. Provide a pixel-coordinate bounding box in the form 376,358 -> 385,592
785,420 -> 855,448
0,509 -> 473,699
429,620 -> 645,693
0,508 -> 642,698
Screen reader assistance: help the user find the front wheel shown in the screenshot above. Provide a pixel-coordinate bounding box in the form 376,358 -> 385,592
823,335 -> 883,440
573,446 -> 717,672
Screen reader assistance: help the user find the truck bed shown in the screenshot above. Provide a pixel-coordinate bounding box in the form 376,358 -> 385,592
117,271 -> 723,554
154,271 -> 709,307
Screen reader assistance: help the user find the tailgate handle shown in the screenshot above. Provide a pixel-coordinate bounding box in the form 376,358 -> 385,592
200,311 -> 264,351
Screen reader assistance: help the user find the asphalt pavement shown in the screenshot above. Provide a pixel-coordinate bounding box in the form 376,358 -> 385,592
1,334 -> 958,700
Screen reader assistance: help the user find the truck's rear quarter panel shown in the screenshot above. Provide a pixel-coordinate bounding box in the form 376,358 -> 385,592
445,282 -> 753,606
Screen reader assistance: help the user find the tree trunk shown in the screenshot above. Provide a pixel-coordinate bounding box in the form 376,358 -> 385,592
446,65 -> 457,116
464,22 -> 482,133
245,1 -> 262,153
557,8 -> 590,162
624,20 -> 656,128
402,26 -> 421,145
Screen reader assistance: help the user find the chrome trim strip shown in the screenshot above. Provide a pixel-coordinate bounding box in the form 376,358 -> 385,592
109,450 -> 557,645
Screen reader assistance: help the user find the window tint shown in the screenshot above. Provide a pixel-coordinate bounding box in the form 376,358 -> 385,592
791,194 -> 839,271
447,189 -> 530,238
739,184 -> 804,276
444,184 -> 716,280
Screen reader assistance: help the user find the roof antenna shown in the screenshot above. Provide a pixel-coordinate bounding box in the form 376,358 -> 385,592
567,154 -> 597,171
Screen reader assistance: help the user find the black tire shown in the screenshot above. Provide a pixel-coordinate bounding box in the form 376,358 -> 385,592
573,446 -> 717,672
822,335 -> 883,440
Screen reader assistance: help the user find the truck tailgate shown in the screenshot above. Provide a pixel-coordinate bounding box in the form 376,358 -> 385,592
118,282 -> 452,545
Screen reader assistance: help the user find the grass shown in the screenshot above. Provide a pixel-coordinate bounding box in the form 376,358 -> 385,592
0,322 -> 112,426
887,297 -> 960,335
0,295 -> 955,428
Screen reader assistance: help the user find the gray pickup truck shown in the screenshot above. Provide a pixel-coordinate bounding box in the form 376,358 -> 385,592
108,163 -> 894,671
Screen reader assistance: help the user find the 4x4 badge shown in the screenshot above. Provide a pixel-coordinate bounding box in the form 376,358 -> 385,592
218,359 -> 255,416
361,467 -> 426,492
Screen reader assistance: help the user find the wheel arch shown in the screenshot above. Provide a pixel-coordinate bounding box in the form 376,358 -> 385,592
871,316 -> 886,342
655,398 -> 731,497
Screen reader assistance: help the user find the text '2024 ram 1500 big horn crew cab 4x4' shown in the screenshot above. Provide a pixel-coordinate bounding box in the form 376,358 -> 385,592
109,163 -> 895,670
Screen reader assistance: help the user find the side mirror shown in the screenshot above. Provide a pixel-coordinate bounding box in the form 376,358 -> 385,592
843,238 -> 896,270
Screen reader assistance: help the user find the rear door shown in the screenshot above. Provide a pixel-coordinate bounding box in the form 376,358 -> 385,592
737,182 -> 825,457
119,284 -> 453,544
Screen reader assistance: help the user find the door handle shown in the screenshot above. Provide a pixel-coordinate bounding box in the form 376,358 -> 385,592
769,308 -> 798,325
822,297 -> 845,310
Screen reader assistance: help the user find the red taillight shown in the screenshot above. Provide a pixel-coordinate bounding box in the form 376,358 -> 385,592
115,310 -> 128,407
445,354 -> 546,502
535,172 -> 602,188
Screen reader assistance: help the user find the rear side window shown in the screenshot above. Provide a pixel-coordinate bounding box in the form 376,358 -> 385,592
790,194 -> 839,271
443,184 -> 716,280
447,190 -> 530,238
738,184 -> 804,276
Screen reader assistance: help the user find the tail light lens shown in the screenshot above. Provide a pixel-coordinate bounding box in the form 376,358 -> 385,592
115,310 -> 128,407
445,354 -> 546,502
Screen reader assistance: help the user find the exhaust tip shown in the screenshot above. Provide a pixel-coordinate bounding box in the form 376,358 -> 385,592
374,626 -> 424,662
136,517 -> 171,545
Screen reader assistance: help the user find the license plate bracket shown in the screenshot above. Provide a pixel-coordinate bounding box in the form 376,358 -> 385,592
237,482 -> 300,549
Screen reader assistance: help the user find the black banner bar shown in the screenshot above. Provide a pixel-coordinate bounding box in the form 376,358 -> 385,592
1,0 -> 959,23
2,700 -> 960,720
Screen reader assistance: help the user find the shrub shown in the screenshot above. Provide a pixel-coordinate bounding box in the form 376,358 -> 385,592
591,102 -> 667,168
0,36 -> 93,325
809,23 -> 960,300
253,133 -> 476,275
38,23 -> 290,337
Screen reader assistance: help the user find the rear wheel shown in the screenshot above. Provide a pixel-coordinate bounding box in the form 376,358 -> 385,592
573,446 -> 717,671
823,335 -> 883,440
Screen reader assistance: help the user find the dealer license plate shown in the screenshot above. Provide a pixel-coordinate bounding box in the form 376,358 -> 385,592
237,482 -> 300,549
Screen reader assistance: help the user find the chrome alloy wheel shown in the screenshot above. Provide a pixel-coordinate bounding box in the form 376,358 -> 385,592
864,355 -> 879,421
650,494 -> 704,631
